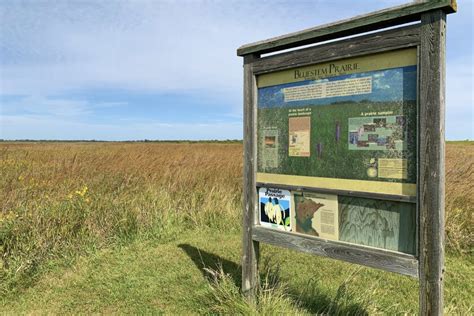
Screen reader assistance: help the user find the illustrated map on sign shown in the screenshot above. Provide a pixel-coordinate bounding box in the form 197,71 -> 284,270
294,193 -> 339,240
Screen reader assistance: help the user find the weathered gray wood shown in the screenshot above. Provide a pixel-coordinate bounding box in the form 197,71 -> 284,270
237,0 -> 456,56
253,226 -> 419,277
242,53 -> 260,298
253,24 -> 420,75
256,182 -> 417,203
419,9 -> 446,316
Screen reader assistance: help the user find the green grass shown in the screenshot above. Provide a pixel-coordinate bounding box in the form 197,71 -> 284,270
1,228 -> 472,314
446,140 -> 473,145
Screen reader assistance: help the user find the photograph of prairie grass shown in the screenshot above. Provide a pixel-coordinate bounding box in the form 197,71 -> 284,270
0,141 -> 472,314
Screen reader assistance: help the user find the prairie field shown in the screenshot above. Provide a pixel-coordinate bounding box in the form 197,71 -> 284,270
0,141 -> 472,314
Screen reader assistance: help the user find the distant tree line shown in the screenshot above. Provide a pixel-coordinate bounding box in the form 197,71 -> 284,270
0,139 -> 243,143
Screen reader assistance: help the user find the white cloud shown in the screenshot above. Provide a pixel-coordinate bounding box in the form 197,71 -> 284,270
0,0 -> 472,140
0,1 -> 411,97
1,95 -> 127,118
1,2 -> 253,96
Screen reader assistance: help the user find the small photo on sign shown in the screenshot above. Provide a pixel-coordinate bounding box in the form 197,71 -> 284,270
261,129 -> 279,169
288,116 -> 310,157
264,136 -> 276,148
259,187 -> 292,231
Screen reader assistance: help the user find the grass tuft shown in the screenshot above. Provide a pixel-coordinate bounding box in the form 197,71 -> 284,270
203,262 -> 308,315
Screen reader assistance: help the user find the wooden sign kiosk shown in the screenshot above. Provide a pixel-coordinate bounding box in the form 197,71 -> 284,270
238,1 -> 456,314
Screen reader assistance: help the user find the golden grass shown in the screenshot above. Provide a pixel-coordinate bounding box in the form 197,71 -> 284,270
445,142 -> 474,254
1,142 -> 243,224
0,142 -> 243,293
0,141 -> 472,295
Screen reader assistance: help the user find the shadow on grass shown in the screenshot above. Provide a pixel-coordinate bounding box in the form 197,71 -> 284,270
178,243 -> 369,315
178,244 -> 242,287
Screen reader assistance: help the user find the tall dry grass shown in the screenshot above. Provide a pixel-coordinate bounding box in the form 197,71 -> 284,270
445,142 -> 474,254
0,142 -> 242,294
0,141 -> 472,295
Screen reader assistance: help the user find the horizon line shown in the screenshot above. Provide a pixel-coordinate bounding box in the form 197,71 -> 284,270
0,139 -> 471,143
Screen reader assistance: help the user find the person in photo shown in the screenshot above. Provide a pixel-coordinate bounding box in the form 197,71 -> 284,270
264,197 -> 273,218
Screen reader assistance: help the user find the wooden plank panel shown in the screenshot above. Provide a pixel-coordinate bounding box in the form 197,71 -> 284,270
256,173 -> 417,198
419,9 -> 446,316
256,182 -> 416,203
253,226 -> 419,277
252,24 -> 420,75
237,0 -> 456,56
241,54 -> 260,297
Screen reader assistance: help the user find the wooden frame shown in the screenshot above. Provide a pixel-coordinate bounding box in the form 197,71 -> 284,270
253,226 -> 419,277
240,1 -> 454,314
237,0 -> 455,56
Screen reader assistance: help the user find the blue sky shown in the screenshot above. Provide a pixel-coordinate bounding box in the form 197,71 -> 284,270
0,0 -> 472,140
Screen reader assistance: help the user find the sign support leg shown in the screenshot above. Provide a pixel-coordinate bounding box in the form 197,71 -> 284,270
419,9 -> 446,316
242,53 -> 260,299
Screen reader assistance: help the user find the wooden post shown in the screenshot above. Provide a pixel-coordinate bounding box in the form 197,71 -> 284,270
419,9 -> 446,316
242,53 -> 260,298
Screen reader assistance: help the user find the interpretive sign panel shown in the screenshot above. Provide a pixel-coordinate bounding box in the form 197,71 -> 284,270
257,48 -> 417,197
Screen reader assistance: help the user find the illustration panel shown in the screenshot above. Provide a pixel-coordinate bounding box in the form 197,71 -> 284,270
338,196 -> 416,254
259,187 -> 292,231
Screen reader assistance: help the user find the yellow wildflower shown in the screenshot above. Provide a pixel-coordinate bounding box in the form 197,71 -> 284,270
75,186 -> 88,197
